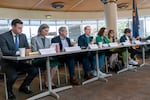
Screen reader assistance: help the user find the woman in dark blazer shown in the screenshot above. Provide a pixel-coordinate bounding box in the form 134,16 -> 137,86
120,28 -> 138,65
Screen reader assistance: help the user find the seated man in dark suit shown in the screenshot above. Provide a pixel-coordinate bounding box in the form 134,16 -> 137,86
0,19 -> 38,100
78,26 -> 95,79
51,26 -> 80,85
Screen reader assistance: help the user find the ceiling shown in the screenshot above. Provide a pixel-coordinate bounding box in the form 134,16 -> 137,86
0,0 -> 149,12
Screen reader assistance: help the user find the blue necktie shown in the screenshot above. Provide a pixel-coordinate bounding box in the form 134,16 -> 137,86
15,35 -> 19,51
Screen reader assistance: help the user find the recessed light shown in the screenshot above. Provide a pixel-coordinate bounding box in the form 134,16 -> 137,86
117,3 -> 129,9
51,2 -> 64,9
45,15 -> 52,19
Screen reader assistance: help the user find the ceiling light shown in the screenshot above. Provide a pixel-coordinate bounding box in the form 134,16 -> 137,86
51,2 -> 64,9
101,0 -> 118,4
117,3 -> 129,9
45,15 -> 52,19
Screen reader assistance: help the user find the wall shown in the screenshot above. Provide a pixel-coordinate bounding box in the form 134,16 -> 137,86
0,8 -> 150,20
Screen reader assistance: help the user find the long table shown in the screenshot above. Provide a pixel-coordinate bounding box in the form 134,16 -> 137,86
2,49 -> 89,100
2,42 -> 149,99
117,42 -> 150,73
139,42 -> 150,67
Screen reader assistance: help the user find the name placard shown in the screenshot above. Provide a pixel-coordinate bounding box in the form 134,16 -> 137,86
147,40 -> 150,43
134,40 -> 141,44
88,44 -> 99,49
39,48 -> 56,55
102,44 -> 109,47
109,42 -> 118,47
122,41 -> 131,46
64,46 -> 81,52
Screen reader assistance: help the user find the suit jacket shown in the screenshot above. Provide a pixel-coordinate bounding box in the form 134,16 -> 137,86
51,36 -> 72,51
120,35 -> 132,43
0,30 -> 29,56
31,36 -> 50,52
78,34 -> 93,48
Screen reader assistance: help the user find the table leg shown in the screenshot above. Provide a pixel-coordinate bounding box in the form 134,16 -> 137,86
27,57 -> 59,100
140,45 -> 150,67
117,47 -> 137,74
82,51 -> 112,85
140,45 -> 146,67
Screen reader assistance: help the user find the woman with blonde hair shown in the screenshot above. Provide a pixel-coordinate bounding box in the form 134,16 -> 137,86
108,30 -> 119,70
31,24 -> 59,89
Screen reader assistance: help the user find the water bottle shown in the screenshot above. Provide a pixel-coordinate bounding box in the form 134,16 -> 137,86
132,37 -> 135,44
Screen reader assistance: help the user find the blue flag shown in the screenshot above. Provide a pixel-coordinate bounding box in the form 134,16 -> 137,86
132,0 -> 140,38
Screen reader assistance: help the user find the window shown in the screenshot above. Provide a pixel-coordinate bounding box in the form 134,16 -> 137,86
68,25 -> 81,41
30,20 -> 41,25
117,19 -> 129,38
46,26 -> 57,42
82,20 -> 98,37
145,17 -> 150,37
0,25 -> 9,34
30,20 -> 41,37
0,19 -> 8,25
66,21 -> 82,41
41,20 -> 56,25
23,26 -> 31,44
1,17 -> 150,44
56,20 -> 65,25
0,19 -> 9,34
98,20 -> 105,30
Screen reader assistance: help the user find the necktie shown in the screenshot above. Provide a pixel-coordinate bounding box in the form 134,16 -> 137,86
15,35 -> 19,51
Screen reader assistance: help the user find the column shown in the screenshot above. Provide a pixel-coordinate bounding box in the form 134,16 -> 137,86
101,0 -> 118,37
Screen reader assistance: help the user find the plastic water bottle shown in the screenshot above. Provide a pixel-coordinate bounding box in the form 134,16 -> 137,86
132,37 -> 135,44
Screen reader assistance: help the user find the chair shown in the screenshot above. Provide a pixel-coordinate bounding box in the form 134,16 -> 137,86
63,57 -> 82,84
38,65 -> 60,91
0,67 -> 8,100
59,60 -> 81,85
105,56 -> 109,73
77,61 -> 81,79
0,49 -> 8,100
75,55 -> 82,79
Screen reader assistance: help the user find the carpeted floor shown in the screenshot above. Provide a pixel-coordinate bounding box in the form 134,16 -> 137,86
0,59 -> 150,100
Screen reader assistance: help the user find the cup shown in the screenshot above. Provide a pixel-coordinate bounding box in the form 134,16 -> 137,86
56,43 -> 60,52
26,49 -> 31,56
73,42 -> 78,47
19,48 -> 25,57
98,42 -> 103,48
